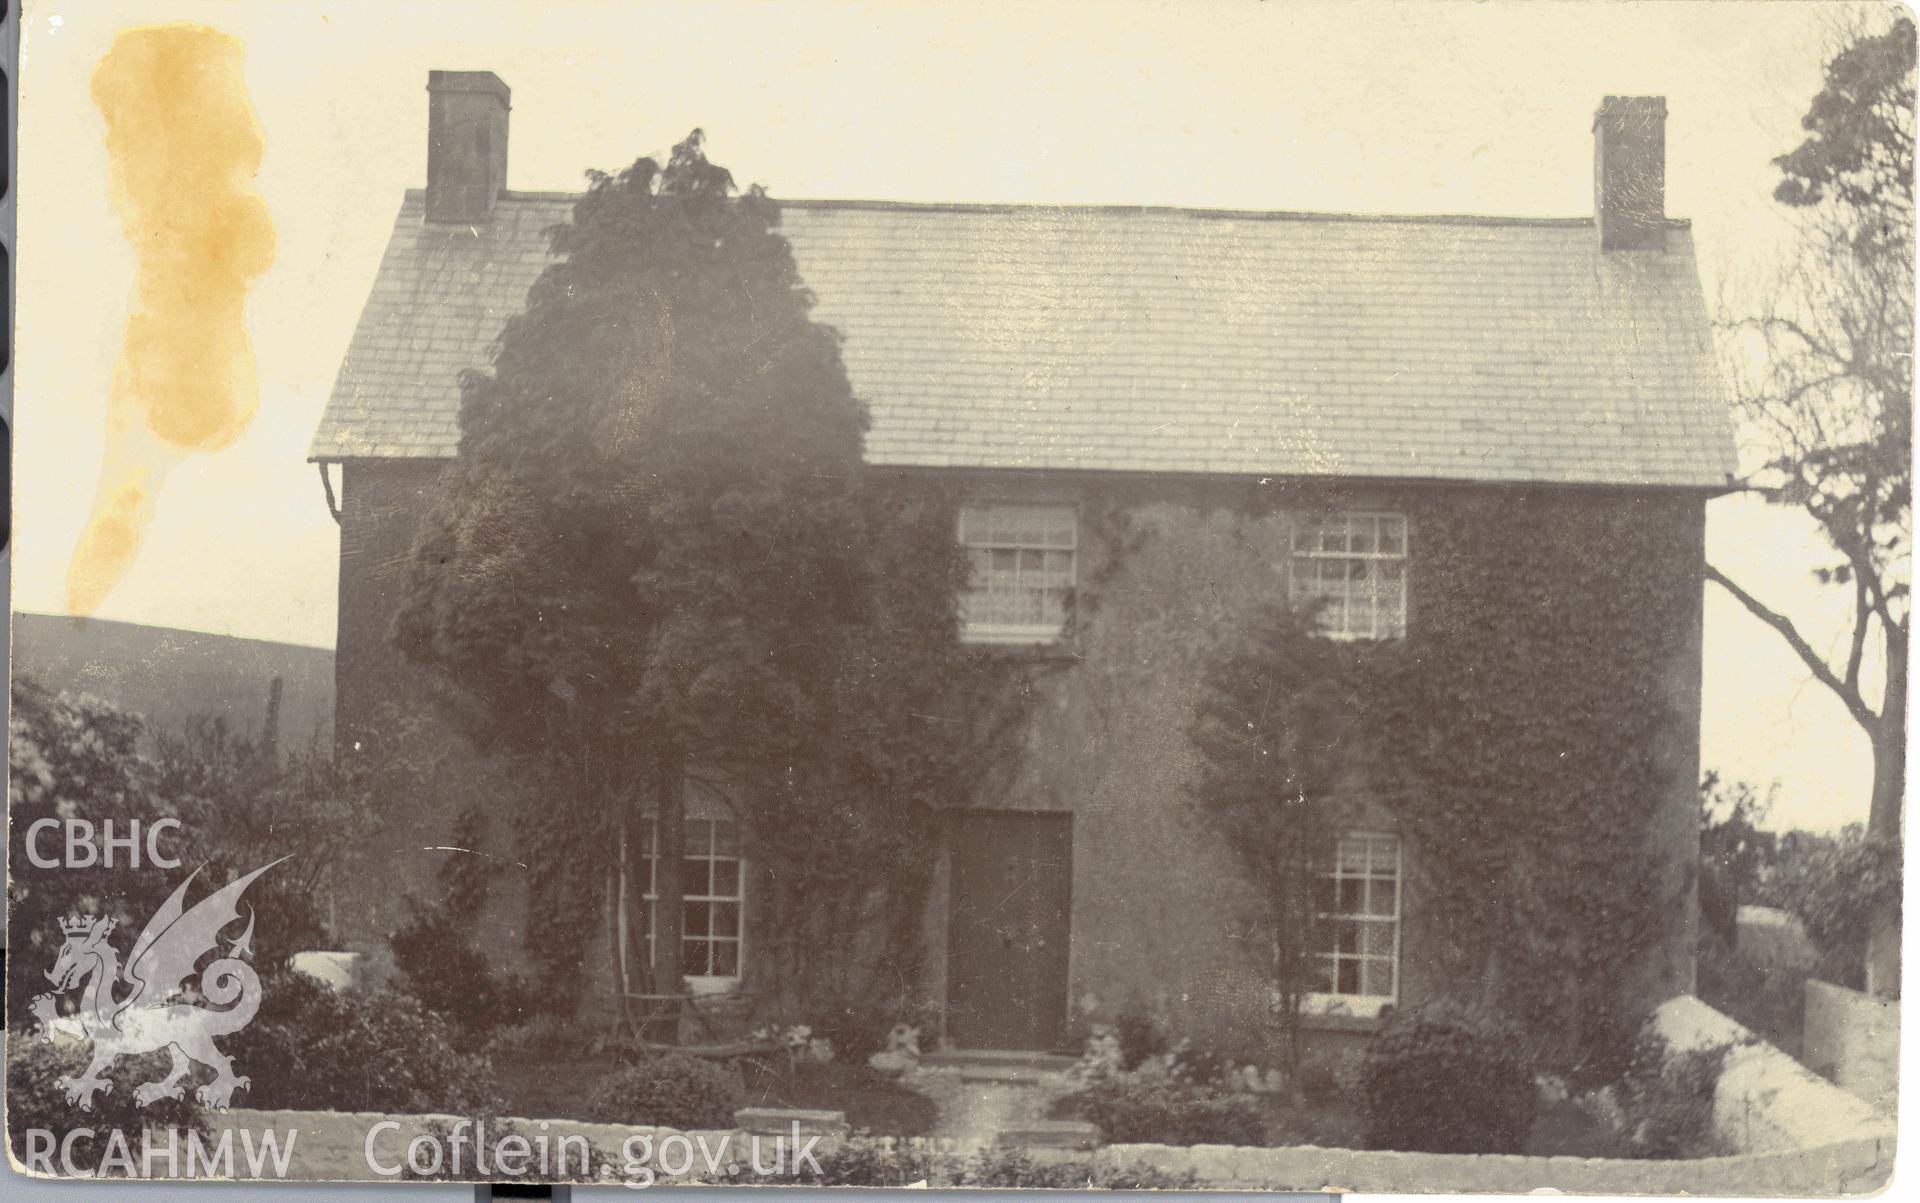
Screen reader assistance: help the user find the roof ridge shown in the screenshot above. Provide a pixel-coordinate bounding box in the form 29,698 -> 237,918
474,189 -> 1692,229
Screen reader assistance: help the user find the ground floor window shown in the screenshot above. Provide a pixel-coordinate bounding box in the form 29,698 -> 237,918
1307,831 -> 1401,1013
641,816 -> 744,985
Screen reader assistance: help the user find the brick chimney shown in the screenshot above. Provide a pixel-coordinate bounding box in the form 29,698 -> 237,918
425,70 -> 510,224
1593,96 -> 1667,250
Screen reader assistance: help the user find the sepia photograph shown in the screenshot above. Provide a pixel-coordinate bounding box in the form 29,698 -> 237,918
2,0 -> 1910,1195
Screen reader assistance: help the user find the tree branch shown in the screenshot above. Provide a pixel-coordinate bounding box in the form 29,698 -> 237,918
1705,563 -> 1880,729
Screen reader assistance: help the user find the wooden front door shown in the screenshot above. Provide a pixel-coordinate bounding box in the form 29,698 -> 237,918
946,810 -> 1072,1050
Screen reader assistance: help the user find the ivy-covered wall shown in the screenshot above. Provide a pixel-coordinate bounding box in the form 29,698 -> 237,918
334,461 -> 1708,1064
917,472 -> 1707,1064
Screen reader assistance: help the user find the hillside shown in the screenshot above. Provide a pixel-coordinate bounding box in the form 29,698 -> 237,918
10,612 -> 334,758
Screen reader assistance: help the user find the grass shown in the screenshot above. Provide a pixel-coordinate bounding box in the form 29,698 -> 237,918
489,1051 -> 935,1136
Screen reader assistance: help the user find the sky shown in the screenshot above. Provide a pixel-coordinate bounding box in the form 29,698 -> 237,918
10,0 -> 1902,832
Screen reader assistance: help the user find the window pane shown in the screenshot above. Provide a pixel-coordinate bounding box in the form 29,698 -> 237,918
1332,919 -> 1360,954
684,900 -> 711,938
713,821 -> 739,856
1337,958 -> 1361,994
684,859 -> 710,894
1361,921 -> 1394,957
684,939 -> 712,975
1367,879 -> 1398,916
712,901 -> 740,937
712,859 -> 740,897
712,941 -> 739,977
1338,878 -> 1366,913
1361,958 -> 1394,997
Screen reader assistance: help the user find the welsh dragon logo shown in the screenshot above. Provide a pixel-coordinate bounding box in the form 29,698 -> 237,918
31,859 -> 286,1112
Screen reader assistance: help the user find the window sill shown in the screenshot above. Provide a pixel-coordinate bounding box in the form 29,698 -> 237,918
687,976 -> 743,997
961,627 -> 1070,646
1297,990 -> 1390,1020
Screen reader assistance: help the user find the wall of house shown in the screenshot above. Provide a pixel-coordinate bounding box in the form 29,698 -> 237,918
916,473 -> 1707,1061
331,458 -> 1707,1057
330,459 -> 533,966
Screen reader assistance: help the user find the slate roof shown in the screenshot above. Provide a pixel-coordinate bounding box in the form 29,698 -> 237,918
312,191 -> 1737,488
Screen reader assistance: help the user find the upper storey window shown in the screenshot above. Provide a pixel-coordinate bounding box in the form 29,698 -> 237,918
959,504 -> 1077,644
1291,512 -> 1408,640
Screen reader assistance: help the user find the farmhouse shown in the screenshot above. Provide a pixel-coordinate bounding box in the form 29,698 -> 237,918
311,73 -> 1736,1057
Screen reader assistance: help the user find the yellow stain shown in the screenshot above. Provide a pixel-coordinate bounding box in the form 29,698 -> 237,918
68,25 -> 275,615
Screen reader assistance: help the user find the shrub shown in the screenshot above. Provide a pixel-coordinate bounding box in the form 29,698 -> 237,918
486,1012 -> 587,1059
1615,1030 -> 1733,1159
222,968 -> 498,1113
1359,998 -> 1536,1154
1115,1009 -> 1168,1071
399,1117 -> 613,1183
1295,1057 -> 1344,1106
7,1041 -> 203,1175
1059,1074 -> 1266,1146
581,1053 -> 744,1128
1696,932 -> 1807,1058
758,1137 -> 1200,1189
1168,1041 -> 1231,1086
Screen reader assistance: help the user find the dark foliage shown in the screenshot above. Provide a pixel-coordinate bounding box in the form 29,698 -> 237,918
1758,825 -> 1901,991
580,1053 -> 744,1128
1773,16 -> 1915,219
1697,773 -> 1779,947
762,1138 -> 1200,1189
1695,932 -> 1806,1059
388,808 -> 553,1037
1115,1009 -> 1169,1071
1360,998 -> 1537,1154
222,969 -> 498,1113
393,130 -> 1035,1024
1058,1075 -> 1267,1146
6,1042 -> 203,1174
1188,604 -> 1372,1068
1362,492 -> 1695,1071
1615,1030 -> 1733,1159
399,1117 -> 611,1183
6,677 -> 366,1024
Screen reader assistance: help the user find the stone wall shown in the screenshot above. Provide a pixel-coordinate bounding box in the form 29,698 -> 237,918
1072,1136 -> 1891,1195
198,1106 -> 845,1184
1649,994 -> 1896,1155
1804,979 -> 1900,1117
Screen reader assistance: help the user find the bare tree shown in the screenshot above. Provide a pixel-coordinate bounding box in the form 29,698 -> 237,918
1712,13 -> 1913,844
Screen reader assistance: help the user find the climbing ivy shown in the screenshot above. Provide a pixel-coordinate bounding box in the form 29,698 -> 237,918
1188,487 -> 1700,1073
1366,488 -> 1699,1072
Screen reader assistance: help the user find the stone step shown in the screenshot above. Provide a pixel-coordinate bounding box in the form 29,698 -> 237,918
922,1050 -> 1077,1074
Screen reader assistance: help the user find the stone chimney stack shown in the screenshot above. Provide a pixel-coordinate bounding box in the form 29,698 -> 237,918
425,70 -> 510,224
1593,96 -> 1667,251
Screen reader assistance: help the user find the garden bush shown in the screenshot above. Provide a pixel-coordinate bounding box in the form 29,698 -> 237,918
486,1012 -> 588,1059
581,1053 -> 744,1128
1059,1074 -> 1266,1146
1295,1057 -> 1344,1106
1360,998 -> 1536,1153
223,968 -> 498,1113
7,1041 -> 203,1174
758,1137 -> 1199,1188
1614,1029 -> 1733,1159
1116,1009 -> 1169,1070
